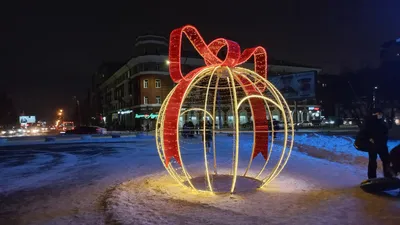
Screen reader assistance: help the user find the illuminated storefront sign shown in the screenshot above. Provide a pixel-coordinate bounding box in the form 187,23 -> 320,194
135,113 -> 158,119
308,107 -> 320,111
118,110 -> 133,115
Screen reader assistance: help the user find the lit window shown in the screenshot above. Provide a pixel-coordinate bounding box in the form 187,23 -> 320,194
155,79 -> 161,88
156,96 -> 161,104
143,79 -> 148,88
144,96 -> 148,104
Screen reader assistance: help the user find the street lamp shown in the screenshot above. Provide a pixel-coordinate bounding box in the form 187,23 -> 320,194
166,60 -> 170,65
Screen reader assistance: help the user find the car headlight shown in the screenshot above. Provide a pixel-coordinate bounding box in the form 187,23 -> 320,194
1,131 -> 6,134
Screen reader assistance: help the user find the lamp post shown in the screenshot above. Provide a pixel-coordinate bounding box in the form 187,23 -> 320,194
73,96 -> 81,126
56,109 -> 63,128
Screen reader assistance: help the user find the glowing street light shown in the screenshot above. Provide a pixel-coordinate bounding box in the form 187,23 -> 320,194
166,60 -> 170,65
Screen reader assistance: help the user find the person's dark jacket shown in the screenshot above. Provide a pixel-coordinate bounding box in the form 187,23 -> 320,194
273,120 -> 280,131
360,115 -> 388,147
390,145 -> 400,174
205,122 -> 212,141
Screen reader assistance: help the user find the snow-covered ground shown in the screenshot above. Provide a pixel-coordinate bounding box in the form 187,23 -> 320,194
0,134 -> 399,225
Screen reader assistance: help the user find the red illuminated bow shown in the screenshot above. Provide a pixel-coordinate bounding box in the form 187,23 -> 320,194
162,25 -> 269,167
169,25 -> 268,83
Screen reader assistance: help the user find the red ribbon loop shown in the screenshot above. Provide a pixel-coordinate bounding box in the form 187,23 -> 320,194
169,25 -> 268,83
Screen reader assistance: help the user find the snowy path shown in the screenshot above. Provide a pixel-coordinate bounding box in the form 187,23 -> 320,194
0,134 -> 399,225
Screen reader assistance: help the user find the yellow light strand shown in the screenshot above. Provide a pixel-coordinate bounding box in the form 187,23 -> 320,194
156,88 -> 186,185
226,75 -> 235,176
180,108 -> 215,121
258,84 -> 292,184
233,71 -> 275,178
175,67 -> 216,190
234,73 -> 257,178
211,75 -> 221,175
156,67 -> 215,191
261,83 -> 295,186
227,67 -> 240,194
234,67 -> 294,187
202,66 -> 220,192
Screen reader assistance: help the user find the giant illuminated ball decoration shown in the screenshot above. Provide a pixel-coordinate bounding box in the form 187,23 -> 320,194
156,25 -> 294,194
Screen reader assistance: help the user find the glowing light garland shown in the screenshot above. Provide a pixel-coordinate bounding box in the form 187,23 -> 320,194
155,25 -> 294,194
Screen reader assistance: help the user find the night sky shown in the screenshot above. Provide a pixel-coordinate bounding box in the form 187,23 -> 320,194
1,0 -> 400,121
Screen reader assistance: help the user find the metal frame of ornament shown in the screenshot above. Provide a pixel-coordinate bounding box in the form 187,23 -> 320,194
155,25 -> 294,194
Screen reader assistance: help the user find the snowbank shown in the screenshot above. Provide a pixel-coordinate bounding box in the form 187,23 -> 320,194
282,133 -> 400,167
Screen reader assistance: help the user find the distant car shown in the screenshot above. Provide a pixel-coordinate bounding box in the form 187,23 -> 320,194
62,122 -> 75,131
299,121 -> 313,127
1,128 -> 17,136
65,126 -> 107,135
29,126 -> 41,134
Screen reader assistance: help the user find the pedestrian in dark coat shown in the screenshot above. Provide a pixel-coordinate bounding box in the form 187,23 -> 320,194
146,123 -> 150,135
203,121 -> 212,153
390,144 -> 400,176
360,108 -> 392,179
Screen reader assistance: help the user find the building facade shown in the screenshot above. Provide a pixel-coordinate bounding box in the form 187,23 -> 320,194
91,35 -> 323,130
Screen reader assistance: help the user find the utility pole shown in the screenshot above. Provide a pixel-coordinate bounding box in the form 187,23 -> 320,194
73,96 -> 81,126
372,86 -> 378,109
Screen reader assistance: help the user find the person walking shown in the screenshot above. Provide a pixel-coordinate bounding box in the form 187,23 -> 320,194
361,108 -> 392,179
145,123 -> 150,135
204,120 -> 212,154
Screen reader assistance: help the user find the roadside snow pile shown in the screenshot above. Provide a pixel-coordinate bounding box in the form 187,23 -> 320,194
293,133 -> 400,155
286,133 -> 400,166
